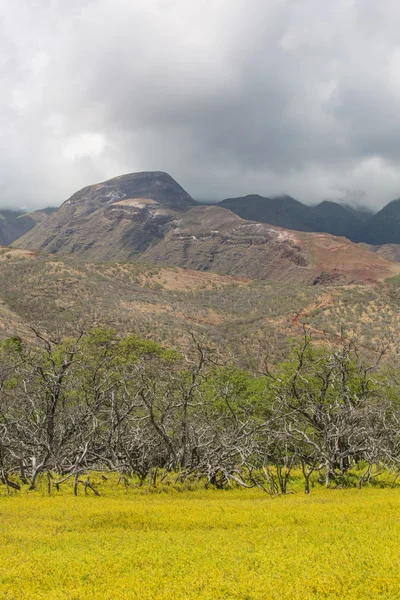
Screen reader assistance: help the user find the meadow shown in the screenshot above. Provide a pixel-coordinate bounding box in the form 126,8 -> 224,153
1,486 -> 400,599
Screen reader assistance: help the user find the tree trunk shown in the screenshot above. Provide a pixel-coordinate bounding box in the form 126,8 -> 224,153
325,460 -> 330,488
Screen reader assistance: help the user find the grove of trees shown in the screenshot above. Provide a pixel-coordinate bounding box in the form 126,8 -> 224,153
1,326 -> 399,495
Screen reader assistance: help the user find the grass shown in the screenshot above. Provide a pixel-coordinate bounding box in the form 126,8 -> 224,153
1,487 -> 400,599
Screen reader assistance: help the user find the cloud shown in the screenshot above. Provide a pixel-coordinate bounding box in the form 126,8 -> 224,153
2,0 -> 400,209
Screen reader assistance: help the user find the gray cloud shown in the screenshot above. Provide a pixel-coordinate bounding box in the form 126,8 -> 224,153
2,0 -> 400,210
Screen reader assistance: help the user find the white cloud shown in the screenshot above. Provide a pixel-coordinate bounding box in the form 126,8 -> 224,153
2,0 -> 400,209
63,133 -> 108,161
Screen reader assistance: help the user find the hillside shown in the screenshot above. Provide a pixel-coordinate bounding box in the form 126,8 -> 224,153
311,201 -> 363,238
218,194 -> 317,231
1,248 -> 400,365
342,203 -> 375,222
0,207 -> 56,246
139,206 -> 399,284
0,210 -> 37,246
360,243 -> 400,262
353,199 -> 400,245
14,172 -> 399,285
16,171 -> 196,256
218,195 -> 367,239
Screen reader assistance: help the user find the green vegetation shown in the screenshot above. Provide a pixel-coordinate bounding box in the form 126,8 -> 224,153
1,326 -> 400,495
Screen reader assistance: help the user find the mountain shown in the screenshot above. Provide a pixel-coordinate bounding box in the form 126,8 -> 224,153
136,205 -> 398,284
14,172 -> 400,285
352,199 -> 400,245
359,243 -> 400,263
218,195 -> 365,239
311,201 -> 363,238
342,204 -> 375,223
15,171 -> 197,257
0,210 -> 33,246
0,207 -> 56,246
218,194 -> 317,232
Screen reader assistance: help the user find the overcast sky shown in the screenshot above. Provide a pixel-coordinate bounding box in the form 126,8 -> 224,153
2,0 -> 400,210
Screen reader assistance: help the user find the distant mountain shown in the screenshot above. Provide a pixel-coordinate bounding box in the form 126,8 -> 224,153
218,195 -> 367,239
218,194 -> 316,232
14,171 -> 399,285
342,204 -> 375,223
0,210 -> 31,246
359,243 -> 400,263
0,207 -> 56,246
352,199 -> 400,245
30,207 -> 58,219
311,201 -> 364,238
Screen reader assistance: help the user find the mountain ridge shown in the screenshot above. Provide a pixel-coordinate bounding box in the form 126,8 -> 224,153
218,195 -> 371,239
352,198 -> 400,245
14,171 -> 400,285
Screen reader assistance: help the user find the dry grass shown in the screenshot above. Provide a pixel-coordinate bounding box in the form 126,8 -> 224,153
1,252 -> 400,363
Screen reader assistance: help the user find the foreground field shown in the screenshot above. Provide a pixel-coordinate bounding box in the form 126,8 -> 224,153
1,488 -> 399,599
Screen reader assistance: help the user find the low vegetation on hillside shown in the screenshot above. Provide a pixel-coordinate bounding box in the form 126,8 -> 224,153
1,250 -> 400,365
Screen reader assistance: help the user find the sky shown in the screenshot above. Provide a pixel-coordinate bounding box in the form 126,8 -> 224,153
2,0 -> 400,210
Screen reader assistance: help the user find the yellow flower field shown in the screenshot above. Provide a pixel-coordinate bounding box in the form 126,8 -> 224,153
1,487 -> 399,599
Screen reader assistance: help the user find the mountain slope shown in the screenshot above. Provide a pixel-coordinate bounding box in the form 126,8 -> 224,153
139,208 -> 399,284
311,201 -> 363,238
218,194 -> 317,232
15,172 -> 400,285
0,208 -> 56,246
218,195 -> 365,239
1,248 -> 400,365
342,204 -> 375,223
359,243 -> 400,263
16,171 -> 196,257
0,210 -> 37,246
353,199 -> 400,245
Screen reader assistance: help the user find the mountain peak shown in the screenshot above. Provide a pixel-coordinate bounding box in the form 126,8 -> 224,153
64,171 -> 196,211
13,172 -> 400,285
386,197 -> 400,208
317,200 -> 340,207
